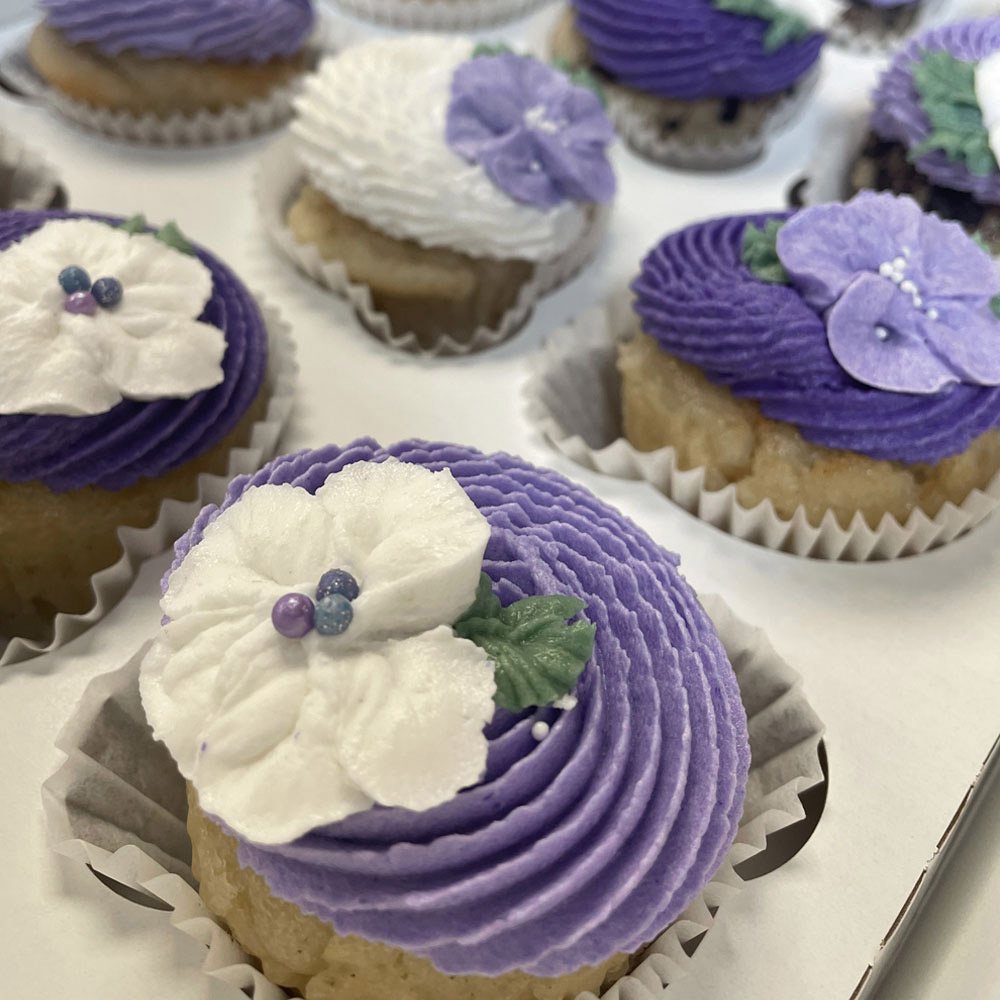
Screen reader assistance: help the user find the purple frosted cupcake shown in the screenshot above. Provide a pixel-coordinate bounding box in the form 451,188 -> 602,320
849,19 -> 1000,248
620,191 -> 1000,534
28,0 -> 315,135
0,210 -> 270,646
549,0 -> 828,167
139,438 -> 750,1000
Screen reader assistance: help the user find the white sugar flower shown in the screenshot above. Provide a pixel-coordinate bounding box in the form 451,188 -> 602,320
0,218 -> 225,416
140,459 -> 498,846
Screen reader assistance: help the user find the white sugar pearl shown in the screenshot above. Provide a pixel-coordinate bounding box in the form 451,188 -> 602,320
531,721 -> 550,741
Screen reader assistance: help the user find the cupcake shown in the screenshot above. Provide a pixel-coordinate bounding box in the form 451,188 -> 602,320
0,129 -> 64,211
619,191 -> 1000,534
139,438 -> 750,1000
849,19 -> 1000,250
549,0 -> 829,168
27,0 -> 315,141
329,0 -> 549,30
0,210 -> 274,650
269,36 -> 616,352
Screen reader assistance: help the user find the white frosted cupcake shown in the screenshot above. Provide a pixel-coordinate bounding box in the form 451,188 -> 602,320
267,36 -> 616,352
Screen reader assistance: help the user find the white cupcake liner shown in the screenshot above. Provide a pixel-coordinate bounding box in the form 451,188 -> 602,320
328,0 -> 552,30
524,291 -> 1000,561
42,596 -> 825,1000
0,128 -> 63,209
0,302 -> 297,668
256,135 -> 611,356
0,34 -> 333,147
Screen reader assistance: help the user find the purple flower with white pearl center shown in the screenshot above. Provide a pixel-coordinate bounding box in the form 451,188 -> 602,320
272,569 -> 360,639
445,53 -> 616,212
58,265 -> 123,316
776,192 -> 1000,394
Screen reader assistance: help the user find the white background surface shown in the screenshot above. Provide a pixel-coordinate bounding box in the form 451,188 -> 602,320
0,3 -> 999,999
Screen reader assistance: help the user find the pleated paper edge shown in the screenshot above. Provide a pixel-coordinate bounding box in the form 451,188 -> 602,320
0,128 -> 63,210
254,134 -> 611,357
523,291 -> 1000,561
0,301 -> 297,667
329,0 -> 552,30
42,598 -> 824,1000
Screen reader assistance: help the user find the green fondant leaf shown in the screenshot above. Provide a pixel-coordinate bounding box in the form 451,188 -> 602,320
155,220 -> 195,256
473,42 -> 515,58
454,573 -> 595,713
711,0 -> 812,53
552,57 -> 607,106
911,49 -> 998,177
741,219 -> 790,285
991,293 -> 1000,319
118,213 -> 147,234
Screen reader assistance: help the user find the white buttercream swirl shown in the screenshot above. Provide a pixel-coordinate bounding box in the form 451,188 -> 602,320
139,459 -> 498,846
775,0 -> 841,30
0,219 -> 224,417
289,36 -> 589,262
975,50 -> 1000,167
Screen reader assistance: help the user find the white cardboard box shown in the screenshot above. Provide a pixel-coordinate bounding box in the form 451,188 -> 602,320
0,5 -> 998,999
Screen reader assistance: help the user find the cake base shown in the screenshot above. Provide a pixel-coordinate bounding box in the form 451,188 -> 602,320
28,23 -> 307,116
847,132 -> 1000,252
836,2 -> 920,44
0,389 -> 269,644
187,787 -> 631,1000
286,184 -> 535,350
549,8 -> 797,170
618,331 -> 1000,530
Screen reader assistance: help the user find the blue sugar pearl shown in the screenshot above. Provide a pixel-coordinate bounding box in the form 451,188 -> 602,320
92,276 -> 123,309
315,594 -> 354,636
316,568 -> 360,603
59,266 -> 91,294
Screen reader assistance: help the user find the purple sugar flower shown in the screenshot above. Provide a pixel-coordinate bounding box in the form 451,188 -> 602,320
446,54 -> 616,212
777,192 -> 1000,394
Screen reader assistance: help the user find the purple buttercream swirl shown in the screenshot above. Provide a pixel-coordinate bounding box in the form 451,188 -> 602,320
0,211 -> 268,492
570,0 -> 823,100
167,439 -> 750,978
38,0 -> 314,64
632,212 -> 1000,465
871,19 -> 1000,206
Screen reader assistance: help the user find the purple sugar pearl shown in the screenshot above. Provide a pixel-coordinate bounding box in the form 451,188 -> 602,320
272,593 -> 315,639
92,276 -> 123,308
316,568 -> 360,602
315,594 -> 353,636
64,291 -> 97,316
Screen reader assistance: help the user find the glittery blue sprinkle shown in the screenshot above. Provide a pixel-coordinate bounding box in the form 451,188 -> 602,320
316,568 -> 360,603
92,276 -> 123,308
315,593 -> 354,636
59,266 -> 91,294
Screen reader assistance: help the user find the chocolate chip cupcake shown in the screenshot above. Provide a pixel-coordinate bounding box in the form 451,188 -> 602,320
549,0 -> 828,168
0,210 -> 275,653
139,438 -> 750,1000
848,19 -> 1000,250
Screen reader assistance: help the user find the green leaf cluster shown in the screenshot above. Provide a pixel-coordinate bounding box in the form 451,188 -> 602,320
117,214 -> 196,256
911,49 -> 998,177
454,574 -> 595,713
741,218 -> 790,285
712,0 -> 812,53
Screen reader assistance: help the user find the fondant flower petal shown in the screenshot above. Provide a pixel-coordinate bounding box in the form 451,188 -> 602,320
315,460 -> 491,643
922,300 -> 1000,385
534,134 -> 617,205
827,274 -> 957,393
910,214 -> 1000,301
332,627 -> 496,812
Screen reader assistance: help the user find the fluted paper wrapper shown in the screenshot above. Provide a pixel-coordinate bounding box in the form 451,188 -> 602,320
255,135 -> 611,356
0,303 -> 297,668
0,129 -> 63,210
330,0 -> 551,29
42,596 -> 825,1000
0,34 -> 335,146
524,292 -> 1000,560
